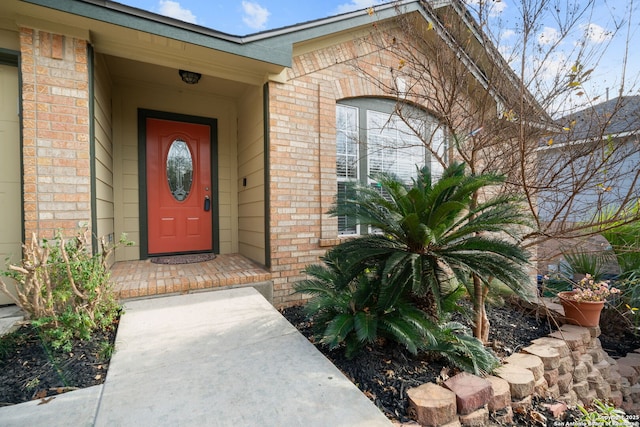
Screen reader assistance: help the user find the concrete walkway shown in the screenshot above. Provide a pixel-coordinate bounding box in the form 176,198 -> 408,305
0,287 -> 391,426
0,304 -> 23,336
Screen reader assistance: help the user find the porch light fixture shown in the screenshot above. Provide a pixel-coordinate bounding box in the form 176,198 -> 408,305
179,69 -> 201,84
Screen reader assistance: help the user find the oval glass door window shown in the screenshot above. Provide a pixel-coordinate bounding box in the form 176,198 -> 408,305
166,139 -> 193,201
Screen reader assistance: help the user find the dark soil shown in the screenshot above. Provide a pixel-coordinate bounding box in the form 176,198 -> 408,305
281,300 -> 640,426
0,320 -> 118,406
2,299 -> 638,425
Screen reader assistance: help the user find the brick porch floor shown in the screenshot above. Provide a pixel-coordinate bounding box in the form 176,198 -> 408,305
109,253 -> 271,299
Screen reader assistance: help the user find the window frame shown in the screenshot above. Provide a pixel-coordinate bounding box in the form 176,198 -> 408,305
335,99 -> 448,236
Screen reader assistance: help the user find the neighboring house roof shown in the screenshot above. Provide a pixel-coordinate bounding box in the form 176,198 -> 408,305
557,95 -> 640,141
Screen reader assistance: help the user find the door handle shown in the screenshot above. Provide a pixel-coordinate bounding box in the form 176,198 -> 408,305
204,195 -> 211,212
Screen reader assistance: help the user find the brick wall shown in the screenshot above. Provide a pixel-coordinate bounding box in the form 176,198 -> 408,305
268,29 -> 444,307
20,28 -> 91,241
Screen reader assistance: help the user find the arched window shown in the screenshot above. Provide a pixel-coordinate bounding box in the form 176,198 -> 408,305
336,99 -> 447,235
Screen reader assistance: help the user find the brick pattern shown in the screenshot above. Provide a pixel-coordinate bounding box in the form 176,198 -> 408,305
267,30 -> 443,306
110,253 -> 271,299
20,28 -> 91,242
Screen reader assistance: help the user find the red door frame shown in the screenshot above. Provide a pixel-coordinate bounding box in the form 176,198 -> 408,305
138,109 -> 219,258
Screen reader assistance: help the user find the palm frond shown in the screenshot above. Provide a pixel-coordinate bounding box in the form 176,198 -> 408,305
321,313 -> 355,350
354,311 -> 379,343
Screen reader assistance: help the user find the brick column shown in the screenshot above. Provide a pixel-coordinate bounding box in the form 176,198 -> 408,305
20,28 -> 91,241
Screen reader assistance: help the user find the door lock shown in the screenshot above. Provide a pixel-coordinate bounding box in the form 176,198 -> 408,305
204,195 -> 211,212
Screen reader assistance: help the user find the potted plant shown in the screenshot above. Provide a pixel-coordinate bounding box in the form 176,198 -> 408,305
558,274 -> 620,327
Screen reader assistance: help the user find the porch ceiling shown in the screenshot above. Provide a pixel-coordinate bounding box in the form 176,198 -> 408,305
103,55 -> 251,98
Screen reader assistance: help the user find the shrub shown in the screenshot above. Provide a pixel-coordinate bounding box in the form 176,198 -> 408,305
562,250 -> 615,282
329,162 -> 531,322
0,228 -> 131,351
296,248 -> 499,374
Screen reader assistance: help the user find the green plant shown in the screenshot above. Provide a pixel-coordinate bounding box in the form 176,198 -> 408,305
98,340 -> 115,361
25,377 -> 40,391
616,272 -> 640,333
578,399 -> 631,426
296,249 -> 435,358
0,228 -> 131,351
598,201 -> 640,277
431,321 -> 499,375
539,275 -> 572,297
330,162 -> 531,342
562,250 -> 613,282
296,247 -> 499,374
562,274 -> 620,302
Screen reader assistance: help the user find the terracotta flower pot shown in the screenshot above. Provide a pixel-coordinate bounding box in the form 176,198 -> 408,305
558,291 -> 605,327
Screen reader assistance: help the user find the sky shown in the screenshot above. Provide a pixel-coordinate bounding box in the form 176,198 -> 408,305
115,0 -> 639,112
113,0 -> 382,34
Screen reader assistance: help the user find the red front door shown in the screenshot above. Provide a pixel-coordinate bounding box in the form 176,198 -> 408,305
146,118 -> 213,254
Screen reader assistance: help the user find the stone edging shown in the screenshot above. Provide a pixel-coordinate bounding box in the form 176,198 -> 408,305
402,323 -> 640,426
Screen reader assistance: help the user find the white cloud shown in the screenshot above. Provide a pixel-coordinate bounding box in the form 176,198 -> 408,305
538,26 -> 560,45
582,23 -> 612,44
242,1 -> 270,30
157,0 -> 197,24
501,29 -> 515,40
335,0 -> 385,14
464,0 -> 507,17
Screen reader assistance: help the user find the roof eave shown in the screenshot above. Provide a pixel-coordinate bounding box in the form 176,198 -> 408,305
22,0 -> 293,66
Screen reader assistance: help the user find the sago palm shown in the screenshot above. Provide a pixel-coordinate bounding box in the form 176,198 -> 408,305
295,248 -> 438,358
330,162 -> 531,320
295,248 -> 500,374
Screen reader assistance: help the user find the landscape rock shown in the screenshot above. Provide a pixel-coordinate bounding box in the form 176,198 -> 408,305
618,361 -> 640,384
522,344 -> 560,369
546,383 -> 560,399
573,362 -> 588,382
504,353 -> 544,381
534,376 -> 548,396
510,395 -> 532,412
548,330 -> 584,351
443,372 -> 492,415
558,356 -> 574,375
485,376 -> 511,411
559,325 -> 592,344
544,368 -> 559,386
557,372 -> 573,394
531,337 -> 571,358
495,364 -> 535,399
490,406 -> 513,424
407,383 -> 457,427
458,407 -> 488,426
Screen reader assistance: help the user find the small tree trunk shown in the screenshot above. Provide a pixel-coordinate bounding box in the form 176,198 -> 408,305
473,280 -> 492,343
473,273 -> 484,340
480,284 -> 490,343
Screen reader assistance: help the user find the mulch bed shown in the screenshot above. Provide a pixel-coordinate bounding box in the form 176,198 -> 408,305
281,300 -> 640,425
0,320 -> 118,406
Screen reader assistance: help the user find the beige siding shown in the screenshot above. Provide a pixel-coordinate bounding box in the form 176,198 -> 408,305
0,29 -> 19,51
0,64 -> 21,305
237,85 -> 266,265
94,53 -> 115,245
112,81 -> 238,261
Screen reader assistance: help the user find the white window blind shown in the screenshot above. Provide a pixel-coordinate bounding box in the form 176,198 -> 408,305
336,105 -> 359,235
367,110 -> 426,185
